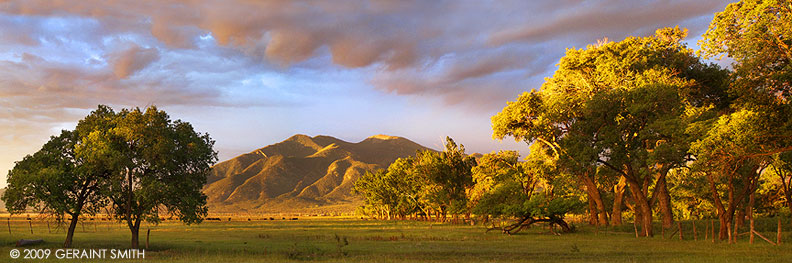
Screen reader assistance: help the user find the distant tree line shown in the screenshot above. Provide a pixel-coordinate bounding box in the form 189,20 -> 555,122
355,0 -> 792,239
2,105 -> 217,248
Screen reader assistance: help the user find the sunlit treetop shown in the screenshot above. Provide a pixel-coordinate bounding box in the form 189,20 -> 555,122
700,0 -> 792,102
493,27 -> 729,145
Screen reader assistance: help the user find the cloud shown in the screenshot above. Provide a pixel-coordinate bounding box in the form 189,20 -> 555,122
0,0 -> 731,109
111,44 -> 160,79
490,0 -> 728,45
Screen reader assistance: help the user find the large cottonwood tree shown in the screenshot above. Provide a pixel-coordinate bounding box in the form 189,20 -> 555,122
492,27 -> 728,236
695,0 -> 792,240
2,106 -> 117,248
96,106 -> 217,249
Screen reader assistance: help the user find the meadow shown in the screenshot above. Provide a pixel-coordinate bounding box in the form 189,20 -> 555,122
1,216 -> 789,262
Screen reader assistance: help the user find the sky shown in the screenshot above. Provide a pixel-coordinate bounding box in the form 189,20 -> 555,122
0,0 -> 734,187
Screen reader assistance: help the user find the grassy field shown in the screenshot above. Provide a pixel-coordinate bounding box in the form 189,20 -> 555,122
1,216 -> 790,262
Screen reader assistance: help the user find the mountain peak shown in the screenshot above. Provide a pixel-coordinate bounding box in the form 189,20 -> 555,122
367,134 -> 401,140
285,134 -> 312,141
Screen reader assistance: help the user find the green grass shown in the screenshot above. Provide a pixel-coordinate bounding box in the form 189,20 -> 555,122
1,217 -> 790,262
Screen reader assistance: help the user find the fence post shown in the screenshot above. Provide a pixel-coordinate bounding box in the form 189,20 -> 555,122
734,221 -> 739,244
7,217 -> 11,235
28,219 -> 33,234
750,218 -> 755,244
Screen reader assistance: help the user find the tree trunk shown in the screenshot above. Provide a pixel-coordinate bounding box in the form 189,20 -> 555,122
655,172 -> 674,229
587,197 -> 597,225
581,174 -> 608,226
130,227 -> 139,249
707,173 -> 730,240
745,185 -> 755,229
64,215 -> 80,248
736,207 -> 745,228
612,176 -> 627,226
129,218 -> 141,249
718,213 -> 731,240
788,200 -> 792,220
781,175 -> 791,218
626,178 -> 653,237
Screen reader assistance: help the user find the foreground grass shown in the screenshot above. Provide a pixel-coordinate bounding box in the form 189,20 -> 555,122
1,217 -> 789,262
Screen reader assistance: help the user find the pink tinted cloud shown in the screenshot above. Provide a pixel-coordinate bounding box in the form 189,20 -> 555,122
0,0 -> 730,107
111,44 -> 160,79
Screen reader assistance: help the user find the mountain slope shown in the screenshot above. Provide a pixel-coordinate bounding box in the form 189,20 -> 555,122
205,134 -> 431,213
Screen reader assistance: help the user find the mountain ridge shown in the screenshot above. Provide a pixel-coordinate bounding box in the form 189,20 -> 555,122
205,134 -> 432,213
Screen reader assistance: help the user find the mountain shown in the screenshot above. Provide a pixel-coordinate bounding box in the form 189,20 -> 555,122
204,134 -> 432,213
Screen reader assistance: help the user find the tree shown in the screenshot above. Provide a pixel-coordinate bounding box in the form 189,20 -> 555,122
700,0 -> 792,103
354,137 -> 476,222
491,86 -> 612,227
93,106 -> 217,248
493,27 -> 728,236
690,109 -> 774,240
2,106 -> 116,248
699,0 -> 792,159
695,0 -> 792,239
666,168 -> 715,220
769,153 -> 792,216
413,137 -> 476,222
354,157 -> 423,220
473,148 -> 583,234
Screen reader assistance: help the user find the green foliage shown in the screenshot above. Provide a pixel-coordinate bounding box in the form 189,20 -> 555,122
472,150 -> 583,222
492,27 -> 728,235
414,137 -> 477,215
696,0 -> 792,175
2,106 -> 120,247
767,152 -> 792,214
694,1 -> 792,223
700,0 -> 792,102
473,179 -> 530,218
2,105 -> 217,248
79,106 -> 218,248
690,109 -> 769,173
667,168 -> 715,219
354,137 -> 475,220
3,130 -> 105,216
493,27 -> 727,173
525,195 -> 585,219
354,158 -> 422,219
110,106 -> 216,225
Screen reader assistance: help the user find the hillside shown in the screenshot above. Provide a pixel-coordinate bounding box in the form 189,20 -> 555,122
205,134 -> 432,213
